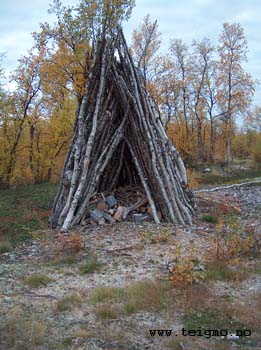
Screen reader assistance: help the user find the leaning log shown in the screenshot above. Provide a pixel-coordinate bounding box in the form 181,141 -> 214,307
50,29 -> 195,231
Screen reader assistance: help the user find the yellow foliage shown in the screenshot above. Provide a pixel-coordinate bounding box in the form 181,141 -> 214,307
56,232 -> 84,256
186,169 -> 198,189
252,134 -> 261,164
212,215 -> 255,261
168,245 -> 204,287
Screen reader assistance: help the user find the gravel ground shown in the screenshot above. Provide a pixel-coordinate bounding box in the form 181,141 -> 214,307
0,184 -> 260,350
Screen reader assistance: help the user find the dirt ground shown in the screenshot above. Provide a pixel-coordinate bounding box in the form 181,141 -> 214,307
0,184 -> 260,350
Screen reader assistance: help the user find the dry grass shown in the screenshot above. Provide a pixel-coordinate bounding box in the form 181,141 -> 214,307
204,260 -> 248,282
232,293 -> 261,330
72,327 -> 94,339
56,294 -> 84,312
180,283 -> 213,318
90,279 -> 173,320
24,273 -> 53,288
0,306 -> 47,349
92,279 -> 173,312
79,255 -> 102,274
95,304 -> 123,320
0,240 -> 12,254
90,286 -> 125,303
125,279 -> 172,312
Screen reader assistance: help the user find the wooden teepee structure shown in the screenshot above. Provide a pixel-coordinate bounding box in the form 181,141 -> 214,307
50,29 -> 195,232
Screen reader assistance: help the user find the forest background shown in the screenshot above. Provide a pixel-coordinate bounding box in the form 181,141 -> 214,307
0,0 -> 260,189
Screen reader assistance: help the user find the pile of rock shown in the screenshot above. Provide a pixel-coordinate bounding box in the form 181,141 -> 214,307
84,192 -> 161,226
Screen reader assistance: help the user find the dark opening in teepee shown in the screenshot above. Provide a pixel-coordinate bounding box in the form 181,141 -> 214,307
50,29 -> 195,232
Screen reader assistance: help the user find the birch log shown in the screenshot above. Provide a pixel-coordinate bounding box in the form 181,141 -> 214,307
50,30 -> 195,231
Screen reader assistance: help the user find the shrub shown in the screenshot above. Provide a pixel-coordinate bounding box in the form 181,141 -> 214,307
56,232 -> 84,255
212,215 -> 256,261
200,214 -> 217,224
168,245 -> 204,287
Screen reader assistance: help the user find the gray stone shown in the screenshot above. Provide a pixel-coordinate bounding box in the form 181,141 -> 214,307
106,195 -> 117,208
133,213 -> 149,223
3,296 -> 12,303
90,209 -> 104,222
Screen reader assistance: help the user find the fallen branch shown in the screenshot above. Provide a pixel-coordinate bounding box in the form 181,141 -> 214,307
122,197 -> 148,220
195,179 -> 261,193
24,291 -> 58,299
195,196 -> 241,212
102,243 -> 142,252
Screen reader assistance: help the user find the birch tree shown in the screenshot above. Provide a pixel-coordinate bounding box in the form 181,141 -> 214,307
217,22 -> 254,164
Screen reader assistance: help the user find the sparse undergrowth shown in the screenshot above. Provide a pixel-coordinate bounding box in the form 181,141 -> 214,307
0,306 -> 47,350
204,260 -> 248,282
200,213 -> 218,223
196,166 -> 261,187
25,273 -> 53,288
56,294 -> 84,312
79,255 -> 102,274
0,182 -> 260,349
0,182 -> 57,246
0,240 -> 12,254
90,280 -> 173,320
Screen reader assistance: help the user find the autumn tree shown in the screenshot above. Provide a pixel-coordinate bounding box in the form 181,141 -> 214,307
217,22 -> 254,164
34,0 -> 135,103
169,39 -> 192,143
246,106 -> 261,132
0,0 -> 136,187
0,50 -> 43,186
131,14 -> 161,87
190,38 -> 215,162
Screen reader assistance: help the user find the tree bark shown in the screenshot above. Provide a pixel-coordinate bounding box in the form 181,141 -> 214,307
50,29 -> 195,231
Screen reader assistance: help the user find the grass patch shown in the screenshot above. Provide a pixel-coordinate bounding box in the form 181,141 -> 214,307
25,273 -> 53,288
164,337 -> 188,350
204,261 -> 247,282
184,308 -> 246,334
196,166 -> 261,187
0,182 -> 57,246
72,328 -> 94,339
124,302 -> 137,315
89,280 -> 173,315
62,337 -> 73,346
200,214 -> 217,224
79,255 -> 102,274
56,294 -> 84,312
90,279 -> 173,319
0,306 -> 47,349
0,240 -> 12,254
126,280 -> 172,312
49,254 -> 77,266
90,286 -> 125,304
95,304 -> 122,320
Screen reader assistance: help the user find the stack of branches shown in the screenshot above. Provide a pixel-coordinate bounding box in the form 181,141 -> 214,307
50,29 -> 195,232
